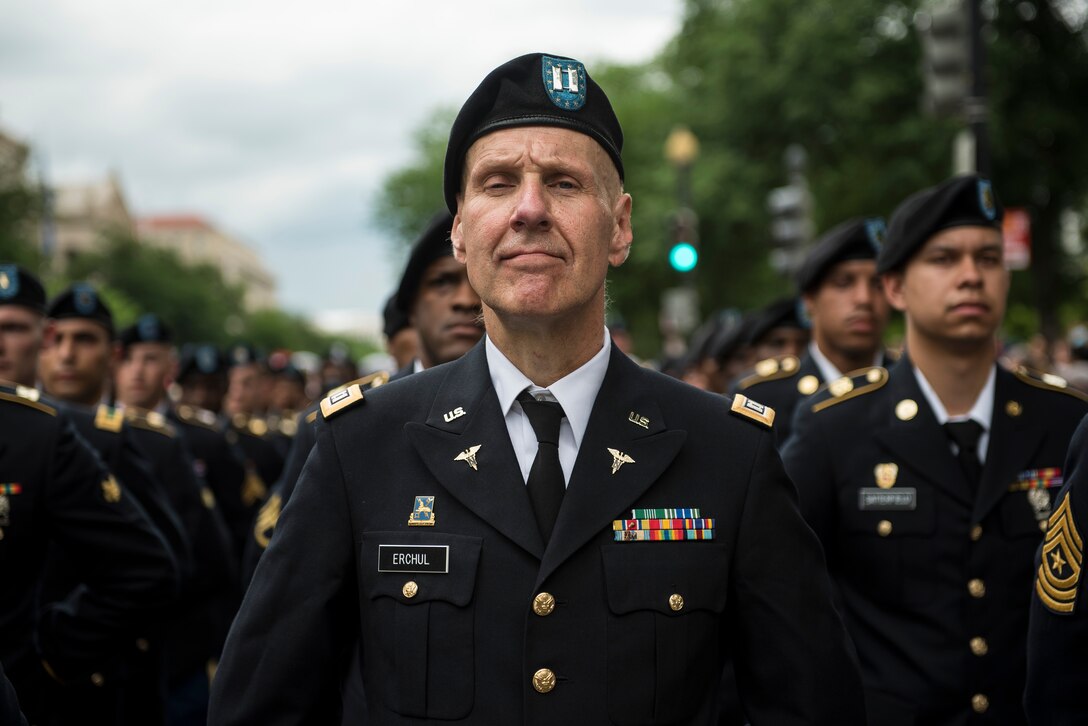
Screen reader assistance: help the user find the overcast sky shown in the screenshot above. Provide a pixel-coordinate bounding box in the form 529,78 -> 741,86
0,0 -> 683,333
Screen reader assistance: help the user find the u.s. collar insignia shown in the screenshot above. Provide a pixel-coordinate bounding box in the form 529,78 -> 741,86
874,463 -> 898,489
607,448 -> 635,475
0,265 -> 17,299
1035,493 -> 1083,613
542,56 -> 586,111
454,445 -> 482,471
628,412 -> 650,429
408,496 -> 436,527
444,406 -> 466,423
979,178 -> 997,221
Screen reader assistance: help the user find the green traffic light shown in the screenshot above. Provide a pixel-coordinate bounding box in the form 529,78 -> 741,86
669,242 -> 698,272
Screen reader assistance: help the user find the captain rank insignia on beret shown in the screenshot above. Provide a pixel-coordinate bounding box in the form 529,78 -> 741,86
1036,494 -> 1083,614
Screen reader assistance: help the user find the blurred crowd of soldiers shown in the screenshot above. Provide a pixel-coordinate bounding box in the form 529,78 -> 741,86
4,166 -> 1088,724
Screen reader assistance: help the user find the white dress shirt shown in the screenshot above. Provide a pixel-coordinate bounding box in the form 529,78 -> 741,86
486,330 -> 611,486
808,340 -> 883,383
913,363 -> 996,462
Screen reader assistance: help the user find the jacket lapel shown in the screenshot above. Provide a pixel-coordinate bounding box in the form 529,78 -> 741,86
871,362 -> 973,508
404,344 -> 544,559
973,367 -> 1043,521
536,348 -> 686,587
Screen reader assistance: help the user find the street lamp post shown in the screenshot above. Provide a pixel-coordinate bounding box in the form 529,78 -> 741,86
662,126 -> 701,339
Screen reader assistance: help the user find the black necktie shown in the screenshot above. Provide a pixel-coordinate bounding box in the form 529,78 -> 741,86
944,420 -> 984,492
517,391 -> 566,543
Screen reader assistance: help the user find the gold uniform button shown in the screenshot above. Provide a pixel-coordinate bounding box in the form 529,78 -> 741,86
669,593 -> 684,612
970,524 -> 983,542
972,693 -> 989,713
533,592 -> 556,617
402,581 -> 418,599
90,673 -> 105,687
970,637 -> 989,656
135,638 -> 150,652
877,520 -> 893,537
532,668 -> 556,694
968,579 -> 986,598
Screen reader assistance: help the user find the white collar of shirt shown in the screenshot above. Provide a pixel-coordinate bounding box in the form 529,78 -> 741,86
808,341 -> 883,383
412,358 -> 425,374
486,330 -> 611,484
912,362 -> 996,460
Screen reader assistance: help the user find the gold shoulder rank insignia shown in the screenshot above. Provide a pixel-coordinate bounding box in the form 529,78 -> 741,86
0,386 -> 56,416
305,409 -> 318,424
176,405 -> 220,430
320,383 -> 364,420
1016,366 -> 1088,403
1035,493 -> 1084,614
811,366 -> 889,414
730,394 -> 775,428
94,405 -> 124,432
738,355 -> 800,390
254,492 -> 282,549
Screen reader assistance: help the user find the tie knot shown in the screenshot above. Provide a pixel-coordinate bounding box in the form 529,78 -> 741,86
518,391 -> 565,446
944,420 -> 983,453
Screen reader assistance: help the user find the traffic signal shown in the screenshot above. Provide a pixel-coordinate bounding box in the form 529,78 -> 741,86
669,242 -> 698,273
667,208 -> 700,273
918,0 -> 970,117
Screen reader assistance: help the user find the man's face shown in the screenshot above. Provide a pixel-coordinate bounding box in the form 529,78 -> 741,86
451,126 -> 632,326
116,342 -> 174,410
179,373 -> 227,413
39,318 -> 115,405
410,255 -> 483,368
225,363 -> 265,416
883,226 -> 1008,350
805,259 -> 889,360
385,328 -> 419,371
754,327 -> 809,361
0,305 -> 44,386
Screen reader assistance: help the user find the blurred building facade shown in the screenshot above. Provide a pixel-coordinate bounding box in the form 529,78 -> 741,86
51,173 -> 135,264
137,214 -> 277,311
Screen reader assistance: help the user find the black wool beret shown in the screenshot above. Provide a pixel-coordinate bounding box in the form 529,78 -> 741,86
795,218 -> 885,293
878,174 -> 1004,274
47,283 -> 114,336
747,297 -> 808,346
227,342 -> 262,368
119,313 -> 173,348
394,211 -> 456,313
0,264 -> 46,313
177,343 -> 227,381
443,52 -> 624,215
382,294 -> 411,340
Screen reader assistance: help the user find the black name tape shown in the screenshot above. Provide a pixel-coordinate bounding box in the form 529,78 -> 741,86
378,544 -> 449,573
858,487 -> 917,511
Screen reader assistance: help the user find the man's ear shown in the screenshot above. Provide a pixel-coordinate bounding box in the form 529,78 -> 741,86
607,192 -> 633,267
881,272 -> 907,312
451,210 -> 467,263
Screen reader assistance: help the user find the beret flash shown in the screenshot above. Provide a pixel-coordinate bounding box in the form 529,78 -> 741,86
0,264 -> 46,313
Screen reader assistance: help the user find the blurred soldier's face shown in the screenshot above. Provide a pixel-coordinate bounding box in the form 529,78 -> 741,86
805,259 -> 889,361
754,327 -> 809,361
385,328 -> 419,371
39,318 -> 116,406
179,373 -> 227,413
451,127 -> 632,329
0,305 -> 44,387
410,256 -> 483,368
225,363 -> 265,416
883,226 -> 1008,351
116,342 -> 175,410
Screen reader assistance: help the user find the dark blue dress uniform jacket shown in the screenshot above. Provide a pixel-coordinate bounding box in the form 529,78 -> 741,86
1024,412 -> 1088,724
209,342 -> 865,725
782,359 -> 1088,725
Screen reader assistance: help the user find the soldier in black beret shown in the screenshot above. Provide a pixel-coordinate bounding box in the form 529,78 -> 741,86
0,264 -> 48,386
212,52 -> 864,725
733,218 -> 892,443
746,296 -> 810,363
783,174 -> 1088,724
381,295 -> 418,372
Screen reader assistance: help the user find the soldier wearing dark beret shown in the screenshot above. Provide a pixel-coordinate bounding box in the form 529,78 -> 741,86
211,52 -> 863,725
746,296 -> 810,362
732,218 -> 892,444
0,264 -> 48,386
381,294 -> 419,372
783,174 -> 1088,724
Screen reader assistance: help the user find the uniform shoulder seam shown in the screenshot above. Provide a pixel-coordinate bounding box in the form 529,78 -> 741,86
810,366 -> 889,413
1015,366 -> 1088,404
0,388 -> 57,416
737,355 -> 801,390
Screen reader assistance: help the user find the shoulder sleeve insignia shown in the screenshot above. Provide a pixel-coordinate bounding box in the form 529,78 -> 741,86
0,385 -> 56,416
1035,493 -> 1084,614
320,383 -> 365,420
1016,366 -> 1088,403
811,366 -> 889,414
94,405 -> 124,432
730,394 -> 775,428
737,355 -> 800,390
